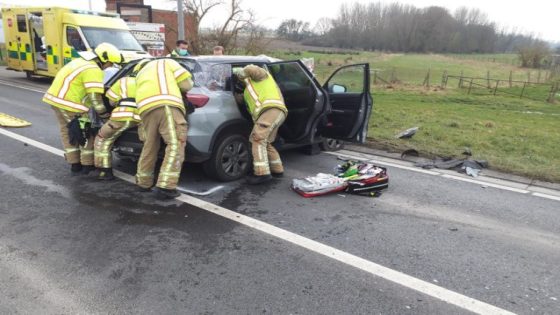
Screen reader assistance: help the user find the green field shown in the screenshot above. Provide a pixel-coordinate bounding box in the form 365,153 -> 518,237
270,51 -> 560,182
270,51 -> 554,86
370,89 -> 560,182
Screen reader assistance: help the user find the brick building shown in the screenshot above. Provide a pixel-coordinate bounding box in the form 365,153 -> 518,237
105,0 -> 195,54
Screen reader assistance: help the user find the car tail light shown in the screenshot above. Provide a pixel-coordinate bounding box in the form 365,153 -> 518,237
186,94 -> 209,107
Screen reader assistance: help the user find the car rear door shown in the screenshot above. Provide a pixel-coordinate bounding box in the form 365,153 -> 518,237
320,63 -> 372,143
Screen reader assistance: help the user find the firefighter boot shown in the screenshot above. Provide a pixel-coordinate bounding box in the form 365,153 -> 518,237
81,165 -> 96,175
97,168 -> 115,181
246,174 -> 273,185
154,187 -> 180,200
71,163 -> 83,176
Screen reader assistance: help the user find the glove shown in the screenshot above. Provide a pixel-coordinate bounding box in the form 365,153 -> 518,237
67,117 -> 86,146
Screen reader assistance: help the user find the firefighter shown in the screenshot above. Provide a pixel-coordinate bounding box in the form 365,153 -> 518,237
134,58 -> 194,199
92,60 -> 150,180
233,65 -> 288,185
42,43 -> 123,175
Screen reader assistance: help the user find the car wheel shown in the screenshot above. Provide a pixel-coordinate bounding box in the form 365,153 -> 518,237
203,134 -> 251,181
319,138 -> 345,151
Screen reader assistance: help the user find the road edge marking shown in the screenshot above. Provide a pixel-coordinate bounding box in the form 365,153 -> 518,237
0,127 -> 516,315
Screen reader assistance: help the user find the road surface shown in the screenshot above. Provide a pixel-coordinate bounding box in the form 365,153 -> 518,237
0,70 -> 559,314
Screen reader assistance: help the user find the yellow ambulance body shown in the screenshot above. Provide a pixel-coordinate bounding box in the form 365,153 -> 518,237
1,7 -> 149,78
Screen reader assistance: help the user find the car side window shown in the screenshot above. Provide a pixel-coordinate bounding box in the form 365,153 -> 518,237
192,63 -> 231,91
326,65 -> 365,93
67,26 -> 87,51
268,63 -> 313,91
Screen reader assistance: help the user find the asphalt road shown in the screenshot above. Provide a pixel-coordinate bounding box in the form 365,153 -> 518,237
0,71 -> 559,314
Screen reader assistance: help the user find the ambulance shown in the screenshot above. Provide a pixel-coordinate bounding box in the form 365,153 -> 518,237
1,7 -> 150,78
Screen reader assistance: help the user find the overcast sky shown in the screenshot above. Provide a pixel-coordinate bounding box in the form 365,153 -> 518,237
1,0 -> 558,42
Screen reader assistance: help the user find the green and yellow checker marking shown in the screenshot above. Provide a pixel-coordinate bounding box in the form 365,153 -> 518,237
0,112 -> 32,127
7,42 -> 32,61
7,41 -> 19,59
46,46 -> 59,65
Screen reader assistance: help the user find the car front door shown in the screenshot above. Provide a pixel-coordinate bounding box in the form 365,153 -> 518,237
320,63 -> 372,143
266,60 -> 326,144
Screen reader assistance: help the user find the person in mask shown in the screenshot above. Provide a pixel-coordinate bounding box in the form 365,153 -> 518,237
167,40 -> 190,57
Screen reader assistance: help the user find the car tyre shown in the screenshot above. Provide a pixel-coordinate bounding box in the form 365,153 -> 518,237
203,134 -> 251,181
319,138 -> 345,151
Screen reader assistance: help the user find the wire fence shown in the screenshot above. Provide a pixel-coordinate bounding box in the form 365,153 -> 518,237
371,66 -> 560,103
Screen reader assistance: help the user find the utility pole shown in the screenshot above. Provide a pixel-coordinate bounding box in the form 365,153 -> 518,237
88,0 -> 92,10
177,0 -> 185,40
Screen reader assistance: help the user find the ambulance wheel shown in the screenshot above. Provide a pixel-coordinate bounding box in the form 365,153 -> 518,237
320,138 -> 345,151
25,71 -> 33,80
203,134 -> 251,182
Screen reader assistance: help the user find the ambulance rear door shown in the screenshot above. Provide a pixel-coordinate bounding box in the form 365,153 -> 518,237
3,10 -> 23,70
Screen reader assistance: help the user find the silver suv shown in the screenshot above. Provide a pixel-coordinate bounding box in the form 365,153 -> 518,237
107,56 -> 373,181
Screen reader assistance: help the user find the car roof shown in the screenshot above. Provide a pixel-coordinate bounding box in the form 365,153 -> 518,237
182,55 -> 282,64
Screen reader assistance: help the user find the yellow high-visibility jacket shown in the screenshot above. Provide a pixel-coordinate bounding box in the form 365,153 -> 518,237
242,66 -> 287,121
135,59 -> 193,115
42,58 -> 104,113
105,77 -> 140,123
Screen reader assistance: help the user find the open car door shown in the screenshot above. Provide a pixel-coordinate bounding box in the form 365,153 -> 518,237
320,63 -> 372,143
267,60 -> 326,144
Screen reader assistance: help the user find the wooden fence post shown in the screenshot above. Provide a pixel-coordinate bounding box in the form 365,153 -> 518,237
509,71 -> 513,88
493,80 -> 499,96
520,82 -> 527,98
527,72 -> 531,83
486,70 -> 491,88
458,71 -> 464,88
441,70 -> 448,89
467,78 -> 474,94
390,67 -> 396,83
423,69 -> 431,88
537,70 -> 541,83
547,82 -> 559,103
373,70 -> 377,85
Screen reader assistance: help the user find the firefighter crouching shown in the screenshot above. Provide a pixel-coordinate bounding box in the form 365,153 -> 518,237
42,43 -> 123,175
233,65 -> 288,185
134,59 -> 194,200
93,68 -> 144,180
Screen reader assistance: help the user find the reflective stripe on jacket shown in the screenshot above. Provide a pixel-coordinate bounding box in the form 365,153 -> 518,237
135,59 -> 193,116
243,73 -> 287,121
42,58 -> 103,113
106,77 -> 140,122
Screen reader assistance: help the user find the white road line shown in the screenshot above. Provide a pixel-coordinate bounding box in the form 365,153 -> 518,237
0,128 -> 64,157
440,174 -> 530,194
0,79 -> 46,93
532,192 -> 560,202
330,151 -> 441,175
0,127 -> 516,315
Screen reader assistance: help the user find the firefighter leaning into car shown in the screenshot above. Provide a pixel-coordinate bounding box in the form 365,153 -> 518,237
42,43 -> 123,175
92,60 -> 150,180
134,58 -> 194,199
233,65 -> 288,185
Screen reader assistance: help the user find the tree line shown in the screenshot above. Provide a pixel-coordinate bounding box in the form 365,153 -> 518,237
276,2 -> 553,67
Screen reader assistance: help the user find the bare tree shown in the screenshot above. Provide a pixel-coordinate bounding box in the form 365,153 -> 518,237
172,0 -> 261,54
276,19 -> 311,41
205,0 -> 256,54
314,17 -> 332,36
179,0 -> 224,54
517,40 -> 551,68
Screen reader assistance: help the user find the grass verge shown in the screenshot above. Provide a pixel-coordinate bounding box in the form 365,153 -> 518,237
368,88 -> 560,182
